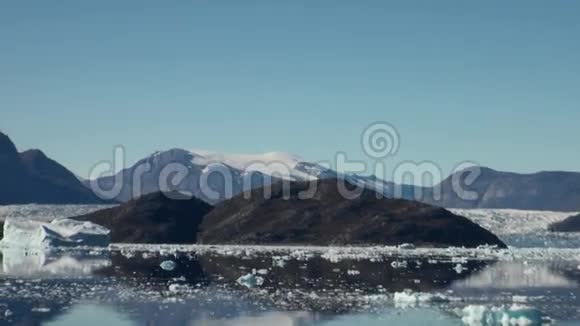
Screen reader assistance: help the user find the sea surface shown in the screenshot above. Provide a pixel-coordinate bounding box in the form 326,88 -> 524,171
1,205 -> 580,326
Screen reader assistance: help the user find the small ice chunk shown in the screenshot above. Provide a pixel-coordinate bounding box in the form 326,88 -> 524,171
454,264 -> 468,274
391,260 -> 408,269
160,260 -> 177,271
272,256 -> 288,268
237,273 -> 264,289
31,307 -> 51,313
347,270 -> 361,276
398,243 -> 416,250
168,283 -> 186,292
394,290 -> 449,308
513,296 -> 528,303
0,218 -> 110,249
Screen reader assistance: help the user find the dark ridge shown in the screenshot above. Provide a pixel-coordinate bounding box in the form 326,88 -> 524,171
0,131 -> 18,155
199,178 -> 506,248
72,191 -> 213,244
0,132 -> 109,205
549,214 -> 580,232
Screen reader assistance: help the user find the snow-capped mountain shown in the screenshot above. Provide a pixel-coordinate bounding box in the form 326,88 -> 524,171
89,149 -> 392,204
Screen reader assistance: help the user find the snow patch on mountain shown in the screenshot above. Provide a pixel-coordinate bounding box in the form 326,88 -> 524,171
91,148 -> 393,203
191,149 -> 322,181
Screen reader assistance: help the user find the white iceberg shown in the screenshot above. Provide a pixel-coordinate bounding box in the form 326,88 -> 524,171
0,218 -> 110,249
160,260 -> 177,271
237,273 -> 265,289
460,304 -> 548,326
394,290 -> 451,308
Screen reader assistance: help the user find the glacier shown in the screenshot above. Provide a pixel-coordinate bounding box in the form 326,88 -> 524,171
0,218 -> 110,249
451,209 -> 580,248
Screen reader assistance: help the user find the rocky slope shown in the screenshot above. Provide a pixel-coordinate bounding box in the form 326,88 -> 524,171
0,132 -> 106,205
198,178 -> 506,248
72,192 -> 213,243
549,214 -> 580,232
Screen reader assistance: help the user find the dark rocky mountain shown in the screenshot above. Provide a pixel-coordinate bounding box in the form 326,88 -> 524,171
548,214 -> 580,232
72,192 -> 213,243
0,132 -> 106,205
411,167 -> 580,212
198,178 -> 506,248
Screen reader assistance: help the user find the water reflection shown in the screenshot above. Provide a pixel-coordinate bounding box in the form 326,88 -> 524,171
42,305 -> 461,326
0,249 -> 110,278
1,248 -> 580,325
452,262 -> 579,290
44,305 -> 133,326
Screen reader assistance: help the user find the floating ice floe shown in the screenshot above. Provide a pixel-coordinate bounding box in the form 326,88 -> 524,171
398,243 -> 416,250
237,273 -> 265,289
393,290 -> 450,308
391,260 -> 408,269
160,260 -> 177,271
0,218 -> 110,249
454,263 -> 468,274
459,304 -> 548,326
254,268 -> 269,275
168,283 -> 189,293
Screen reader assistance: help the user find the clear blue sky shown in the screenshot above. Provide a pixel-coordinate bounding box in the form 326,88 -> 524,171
1,1 -> 579,179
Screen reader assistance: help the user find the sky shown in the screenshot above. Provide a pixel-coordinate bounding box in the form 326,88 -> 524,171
1,1 -> 579,181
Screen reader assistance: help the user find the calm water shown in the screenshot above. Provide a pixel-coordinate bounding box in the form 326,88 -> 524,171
1,245 -> 580,325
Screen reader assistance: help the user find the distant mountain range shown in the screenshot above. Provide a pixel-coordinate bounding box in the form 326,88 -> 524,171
418,167 -> 580,212
90,148 -> 580,212
1,131 -> 579,211
89,148 -> 390,204
0,132 -> 107,205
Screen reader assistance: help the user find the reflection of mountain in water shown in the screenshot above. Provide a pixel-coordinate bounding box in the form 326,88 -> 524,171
94,251 -> 208,285
0,248 -> 490,325
194,312 -> 316,326
198,253 -> 489,294
452,262 -> 579,289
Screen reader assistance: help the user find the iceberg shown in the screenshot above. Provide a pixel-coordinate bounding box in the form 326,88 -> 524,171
460,304 -> 548,326
160,260 -> 177,271
0,218 -> 110,249
394,290 -> 451,308
237,273 -> 265,289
